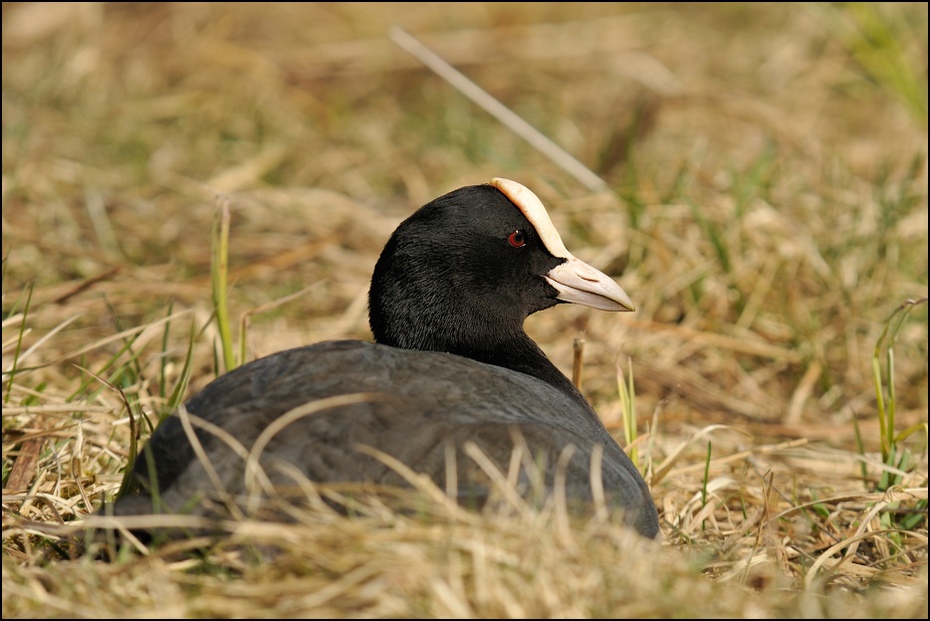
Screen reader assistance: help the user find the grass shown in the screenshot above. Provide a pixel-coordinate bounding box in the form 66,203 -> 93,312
2,2 -> 927,618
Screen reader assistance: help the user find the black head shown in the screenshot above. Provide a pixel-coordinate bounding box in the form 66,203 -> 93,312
368,178 -> 634,387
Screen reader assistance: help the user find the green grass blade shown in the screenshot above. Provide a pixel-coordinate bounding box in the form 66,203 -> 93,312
3,283 -> 33,405
211,197 -> 236,374
617,357 -> 639,470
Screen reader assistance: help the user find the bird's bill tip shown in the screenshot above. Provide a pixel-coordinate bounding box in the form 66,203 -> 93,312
545,257 -> 634,312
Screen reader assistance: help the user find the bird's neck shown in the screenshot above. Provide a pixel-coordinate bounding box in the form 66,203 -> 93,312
468,334 -> 585,401
386,325 -> 592,411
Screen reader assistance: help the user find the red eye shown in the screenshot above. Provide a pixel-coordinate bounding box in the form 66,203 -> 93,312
508,230 -> 526,248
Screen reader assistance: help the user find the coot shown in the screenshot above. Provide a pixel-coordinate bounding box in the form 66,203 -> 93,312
107,178 -> 659,538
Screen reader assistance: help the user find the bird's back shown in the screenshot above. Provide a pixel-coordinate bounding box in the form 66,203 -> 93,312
113,340 -> 658,537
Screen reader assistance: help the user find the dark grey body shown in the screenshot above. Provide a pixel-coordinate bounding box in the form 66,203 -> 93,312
113,340 -> 659,538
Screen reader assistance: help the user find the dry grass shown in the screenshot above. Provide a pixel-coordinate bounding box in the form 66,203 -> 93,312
2,2 -> 928,618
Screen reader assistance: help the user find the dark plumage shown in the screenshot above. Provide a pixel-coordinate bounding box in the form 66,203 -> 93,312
106,178 -> 659,539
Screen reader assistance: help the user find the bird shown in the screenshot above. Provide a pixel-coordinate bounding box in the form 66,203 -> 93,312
104,178 -> 659,539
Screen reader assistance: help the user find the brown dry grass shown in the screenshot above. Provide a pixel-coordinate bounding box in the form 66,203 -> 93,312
2,2 -> 928,618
